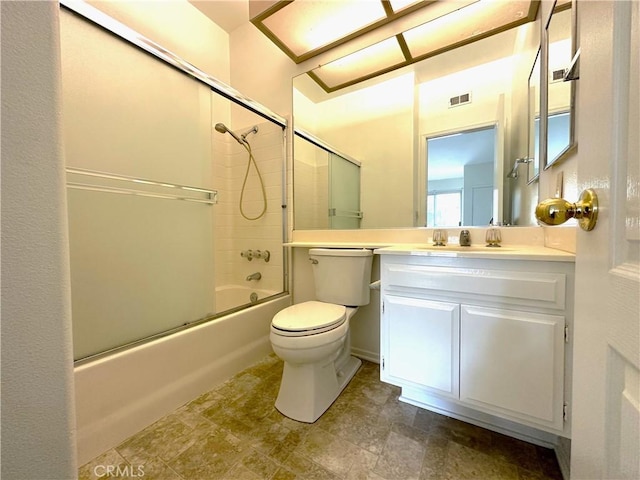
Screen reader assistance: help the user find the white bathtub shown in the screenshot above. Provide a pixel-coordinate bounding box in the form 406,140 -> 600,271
215,285 -> 279,313
74,294 -> 290,465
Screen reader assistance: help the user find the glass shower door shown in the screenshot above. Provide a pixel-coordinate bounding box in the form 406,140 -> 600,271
329,153 -> 362,229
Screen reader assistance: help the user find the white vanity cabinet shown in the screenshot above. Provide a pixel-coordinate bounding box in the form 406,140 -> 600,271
377,250 -> 575,442
383,296 -> 460,398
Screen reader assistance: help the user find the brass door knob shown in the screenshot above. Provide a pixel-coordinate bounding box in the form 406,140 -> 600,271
535,189 -> 599,231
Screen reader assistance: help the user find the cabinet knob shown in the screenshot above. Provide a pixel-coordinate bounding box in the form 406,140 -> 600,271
535,189 -> 598,231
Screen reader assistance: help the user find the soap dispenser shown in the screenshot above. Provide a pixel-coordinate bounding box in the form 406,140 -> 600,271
459,230 -> 471,246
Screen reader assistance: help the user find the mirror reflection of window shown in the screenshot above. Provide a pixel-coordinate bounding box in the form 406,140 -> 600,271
547,111 -> 571,162
528,48 -> 541,182
427,191 -> 462,227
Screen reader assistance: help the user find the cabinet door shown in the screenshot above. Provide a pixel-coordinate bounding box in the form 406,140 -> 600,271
381,295 -> 459,398
460,305 -> 565,430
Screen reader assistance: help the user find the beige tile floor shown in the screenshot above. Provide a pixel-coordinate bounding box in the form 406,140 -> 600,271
79,355 -> 564,480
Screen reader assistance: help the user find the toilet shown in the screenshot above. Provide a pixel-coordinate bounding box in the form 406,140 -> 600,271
270,248 -> 373,423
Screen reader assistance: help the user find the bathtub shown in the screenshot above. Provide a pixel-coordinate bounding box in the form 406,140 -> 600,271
215,285 -> 279,313
74,293 -> 291,465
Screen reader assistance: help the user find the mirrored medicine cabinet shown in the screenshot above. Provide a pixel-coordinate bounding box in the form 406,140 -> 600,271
542,0 -> 578,171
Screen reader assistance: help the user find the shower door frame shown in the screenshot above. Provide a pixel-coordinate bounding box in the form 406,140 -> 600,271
61,0 -> 290,364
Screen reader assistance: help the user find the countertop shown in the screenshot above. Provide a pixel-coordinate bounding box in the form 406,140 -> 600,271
373,244 -> 575,262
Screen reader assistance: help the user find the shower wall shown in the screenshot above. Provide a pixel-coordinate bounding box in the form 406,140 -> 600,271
213,114 -> 285,302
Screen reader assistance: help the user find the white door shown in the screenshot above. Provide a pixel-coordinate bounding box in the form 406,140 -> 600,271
572,1 -> 639,479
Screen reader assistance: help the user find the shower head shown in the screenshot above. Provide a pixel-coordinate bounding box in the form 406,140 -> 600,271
215,122 -> 244,145
240,125 -> 258,141
507,157 -> 531,179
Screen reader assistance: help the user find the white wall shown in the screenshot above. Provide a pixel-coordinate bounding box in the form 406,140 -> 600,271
318,74 -> 415,228
1,2 -> 78,477
229,22 -> 299,117
214,116 -> 286,294
88,0 -> 230,83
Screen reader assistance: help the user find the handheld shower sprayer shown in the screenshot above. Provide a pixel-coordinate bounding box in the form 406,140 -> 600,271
215,122 -> 244,145
214,123 -> 259,145
214,121 -> 267,220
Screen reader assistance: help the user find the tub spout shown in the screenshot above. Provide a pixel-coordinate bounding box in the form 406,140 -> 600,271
246,272 -> 262,281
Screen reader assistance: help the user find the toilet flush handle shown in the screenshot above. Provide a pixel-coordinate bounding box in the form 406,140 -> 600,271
309,258 -> 318,264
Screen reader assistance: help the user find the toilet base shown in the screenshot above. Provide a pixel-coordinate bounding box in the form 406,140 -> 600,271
275,355 -> 362,423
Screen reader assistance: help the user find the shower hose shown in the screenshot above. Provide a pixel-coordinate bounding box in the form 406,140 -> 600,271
239,141 -> 267,221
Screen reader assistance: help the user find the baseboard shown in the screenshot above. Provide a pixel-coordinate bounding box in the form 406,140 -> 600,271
351,347 -> 379,364
554,437 -> 571,480
398,391 -> 560,448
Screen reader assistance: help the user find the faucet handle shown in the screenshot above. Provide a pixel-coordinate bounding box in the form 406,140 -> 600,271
433,229 -> 447,246
485,227 -> 502,247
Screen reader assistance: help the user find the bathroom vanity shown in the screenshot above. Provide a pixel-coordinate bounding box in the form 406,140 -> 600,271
375,245 -> 575,445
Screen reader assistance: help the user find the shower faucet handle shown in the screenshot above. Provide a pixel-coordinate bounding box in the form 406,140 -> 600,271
240,249 -> 270,262
254,250 -> 271,262
258,250 -> 271,262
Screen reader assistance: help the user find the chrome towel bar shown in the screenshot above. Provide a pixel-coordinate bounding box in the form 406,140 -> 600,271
66,167 -> 218,205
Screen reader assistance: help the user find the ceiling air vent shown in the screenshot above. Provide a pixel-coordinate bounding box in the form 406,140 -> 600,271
551,68 -> 566,82
449,92 -> 472,108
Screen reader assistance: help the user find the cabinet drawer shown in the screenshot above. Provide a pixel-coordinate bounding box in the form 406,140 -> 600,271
384,264 -> 566,309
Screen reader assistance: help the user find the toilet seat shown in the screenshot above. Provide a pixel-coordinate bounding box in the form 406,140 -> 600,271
271,301 -> 346,337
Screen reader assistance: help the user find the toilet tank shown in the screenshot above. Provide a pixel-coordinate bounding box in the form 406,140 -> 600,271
309,248 -> 373,306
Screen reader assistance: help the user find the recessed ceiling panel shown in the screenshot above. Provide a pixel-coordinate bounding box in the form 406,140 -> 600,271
261,1 -> 387,59
403,0 -> 535,59
252,0 -> 538,90
311,37 -> 407,91
388,0 -> 424,13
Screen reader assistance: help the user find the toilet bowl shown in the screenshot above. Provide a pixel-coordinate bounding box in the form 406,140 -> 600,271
269,248 -> 373,423
270,301 -> 361,423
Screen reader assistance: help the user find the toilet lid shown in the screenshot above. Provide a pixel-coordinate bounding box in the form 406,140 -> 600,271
272,301 -> 346,334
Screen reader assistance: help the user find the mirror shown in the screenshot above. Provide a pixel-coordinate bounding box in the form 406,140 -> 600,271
544,1 -> 576,168
293,21 -> 541,229
528,48 -> 541,182
294,130 -> 363,230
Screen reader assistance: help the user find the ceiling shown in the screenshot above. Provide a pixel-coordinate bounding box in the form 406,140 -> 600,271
189,0 -> 539,93
251,0 -> 538,92
188,0 -> 249,33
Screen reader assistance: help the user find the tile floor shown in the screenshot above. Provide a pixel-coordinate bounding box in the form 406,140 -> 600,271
79,355 -> 564,480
